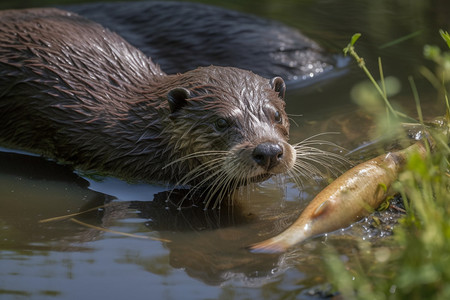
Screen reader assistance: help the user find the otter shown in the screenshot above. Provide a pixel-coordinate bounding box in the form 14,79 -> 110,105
63,1 -> 338,86
0,8 -> 296,202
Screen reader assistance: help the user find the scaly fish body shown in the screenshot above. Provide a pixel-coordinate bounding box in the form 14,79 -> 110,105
250,142 -> 427,253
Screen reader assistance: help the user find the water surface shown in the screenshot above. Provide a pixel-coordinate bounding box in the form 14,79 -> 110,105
0,0 -> 448,299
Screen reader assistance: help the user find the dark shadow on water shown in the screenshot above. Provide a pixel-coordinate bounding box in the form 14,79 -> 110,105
1,0 -> 448,297
0,150 -> 302,288
0,130 -> 411,291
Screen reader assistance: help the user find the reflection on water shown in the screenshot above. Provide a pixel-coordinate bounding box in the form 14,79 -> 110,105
0,151 -> 305,295
1,0 -> 449,299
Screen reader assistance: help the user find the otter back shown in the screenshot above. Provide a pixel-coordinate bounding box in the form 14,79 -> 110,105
65,1 -> 339,85
0,8 -> 163,162
0,8 -> 295,199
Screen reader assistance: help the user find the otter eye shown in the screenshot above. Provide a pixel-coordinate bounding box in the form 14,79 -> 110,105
215,118 -> 229,131
274,111 -> 282,123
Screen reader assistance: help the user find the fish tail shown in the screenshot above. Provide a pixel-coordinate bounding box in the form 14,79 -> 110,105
248,238 -> 288,253
248,230 -> 306,253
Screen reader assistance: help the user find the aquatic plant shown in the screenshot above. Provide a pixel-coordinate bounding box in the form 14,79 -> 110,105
324,32 -> 450,300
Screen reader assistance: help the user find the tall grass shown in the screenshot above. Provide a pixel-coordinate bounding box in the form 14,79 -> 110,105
324,32 -> 450,300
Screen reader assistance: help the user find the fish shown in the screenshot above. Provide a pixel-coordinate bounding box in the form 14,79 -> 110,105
249,141 -> 428,253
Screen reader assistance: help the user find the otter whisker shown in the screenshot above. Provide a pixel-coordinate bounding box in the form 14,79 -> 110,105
229,170 -> 251,207
286,113 -> 303,128
174,153 -> 230,184
220,163 -> 255,208
294,155 -> 342,179
291,162 -> 323,182
165,154 -> 229,208
294,139 -> 348,160
294,132 -> 341,142
288,136 -> 350,187
296,148 -> 349,172
203,159 -> 246,209
164,151 -> 231,206
296,148 -> 347,165
222,163 -> 247,207
193,167 -> 228,198
172,159 -> 227,208
174,157 -> 226,186
286,169 -> 306,189
203,163 -> 238,209
174,153 -> 245,210
288,117 -> 300,128
286,112 -> 303,117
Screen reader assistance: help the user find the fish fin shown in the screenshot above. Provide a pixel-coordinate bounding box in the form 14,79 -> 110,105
247,239 -> 287,254
312,200 -> 330,218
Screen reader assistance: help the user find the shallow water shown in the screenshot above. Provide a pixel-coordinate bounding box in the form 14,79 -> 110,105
0,0 -> 449,299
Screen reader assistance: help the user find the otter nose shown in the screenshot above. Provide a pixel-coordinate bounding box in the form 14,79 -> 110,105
252,142 -> 284,171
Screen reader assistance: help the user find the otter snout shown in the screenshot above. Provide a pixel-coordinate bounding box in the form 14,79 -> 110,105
252,142 -> 284,171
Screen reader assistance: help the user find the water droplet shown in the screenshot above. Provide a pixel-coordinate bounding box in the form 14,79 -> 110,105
390,285 -> 397,294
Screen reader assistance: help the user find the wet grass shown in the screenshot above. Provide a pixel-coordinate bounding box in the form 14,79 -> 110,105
323,32 -> 450,300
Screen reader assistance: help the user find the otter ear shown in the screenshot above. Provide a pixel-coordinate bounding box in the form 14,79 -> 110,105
167,87 -> 192,113
270,77 -> 286,100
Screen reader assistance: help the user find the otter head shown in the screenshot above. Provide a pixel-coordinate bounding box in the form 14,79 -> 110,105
164,66 -> 295,202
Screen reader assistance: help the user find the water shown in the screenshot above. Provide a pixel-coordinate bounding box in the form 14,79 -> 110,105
0,0 -> 448,299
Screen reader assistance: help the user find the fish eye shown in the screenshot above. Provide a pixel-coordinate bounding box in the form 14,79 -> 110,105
274,111 -> 282,124
215,118 -> 229,131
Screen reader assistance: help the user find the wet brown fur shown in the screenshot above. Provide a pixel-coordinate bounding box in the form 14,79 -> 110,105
0,8 -> 294,188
